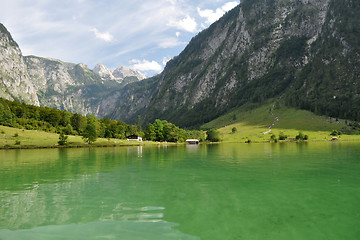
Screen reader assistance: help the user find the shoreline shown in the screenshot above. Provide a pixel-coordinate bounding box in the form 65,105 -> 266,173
2,138 -> 360,150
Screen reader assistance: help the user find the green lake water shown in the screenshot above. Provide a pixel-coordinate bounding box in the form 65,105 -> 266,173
0,142 -> 360,239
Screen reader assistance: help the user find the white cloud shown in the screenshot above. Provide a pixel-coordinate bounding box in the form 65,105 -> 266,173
158,37 -> 185,48
167,16 -> 198,33
198,1 -> 239,24
0,0 -> 240,76
90,28 -> 114,42
130,59 -> 163,72
162,57 -> 171,66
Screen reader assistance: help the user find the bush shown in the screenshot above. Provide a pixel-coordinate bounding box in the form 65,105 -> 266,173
25,124 -> 33,130
330,130 -> 342,136
232,127 -> 237,133
270,134 -> 277,141
13,133 -> 18,137
58,132 -> 68,145
278,132 -> 287,140
15,140 -> 21,145
206,129 -> 220,142
296,132 -> 309,141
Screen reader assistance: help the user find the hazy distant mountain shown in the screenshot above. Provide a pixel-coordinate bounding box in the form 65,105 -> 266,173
112,66 -> 146,81
92,63 -> 146,83
0,23 -> 146,116
92,63 -> 117,81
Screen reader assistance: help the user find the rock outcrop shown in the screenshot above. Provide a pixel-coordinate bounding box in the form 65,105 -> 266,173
0,24 -> 39,106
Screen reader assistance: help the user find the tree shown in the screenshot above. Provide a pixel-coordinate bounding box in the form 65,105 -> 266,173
63,124 -> 73,135
60,111 -> 71,127
71,113 -> 86,133
278,131 -> 287,140
153,119 -> 164,141
270,134 -> 277,141
144,123 -> 156,141
82,123 -> 97,144
296,132 -> 309,141
206,129 -> 220,142
330,130 -> 342,136
58,132 -> 68,145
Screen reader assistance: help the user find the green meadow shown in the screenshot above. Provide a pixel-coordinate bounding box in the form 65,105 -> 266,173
1,101 -> 360,148
0,125 -> 158,149
202,102 -> 360,143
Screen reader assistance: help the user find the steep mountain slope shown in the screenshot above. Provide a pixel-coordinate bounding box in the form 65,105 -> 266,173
92,63 -> 146,84
106,0 -> 359,126
0,23 -> 146,116
285,0 -> 360,120
24,56 -> 124,116
0,24 -> 39,106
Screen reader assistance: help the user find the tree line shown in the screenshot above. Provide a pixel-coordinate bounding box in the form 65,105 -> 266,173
0,98 -> 206,143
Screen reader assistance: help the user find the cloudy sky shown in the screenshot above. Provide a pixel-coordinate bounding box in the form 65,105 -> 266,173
0,0 -> 239,76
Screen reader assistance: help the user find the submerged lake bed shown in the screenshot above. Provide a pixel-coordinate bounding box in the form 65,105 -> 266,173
0,142 -> 360,239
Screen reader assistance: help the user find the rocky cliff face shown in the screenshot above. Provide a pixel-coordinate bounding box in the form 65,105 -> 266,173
24,56 -> 111,115
104,0 -> 359,126
142,0 -> 333,126
92,63 -> 146,83
0,23 -> 146,117
1,0 -> 358,125
0,24 -> 39,106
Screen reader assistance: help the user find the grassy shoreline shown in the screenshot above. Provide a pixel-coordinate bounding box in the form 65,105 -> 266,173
1,124 -> 360,150
2,101 -> 360,150
0,125 -> 178,150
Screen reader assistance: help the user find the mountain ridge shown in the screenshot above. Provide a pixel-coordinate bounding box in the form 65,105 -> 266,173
1,0 -> 359,127
0,23 -> 146,116
101,0 -> 359,126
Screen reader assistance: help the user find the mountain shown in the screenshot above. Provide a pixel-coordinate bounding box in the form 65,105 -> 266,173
112,65 -> 146,81
24,56 -> 124,116
1,0 -> 359,127
0,23 -> 146,116
92,63 -> 146,84
103,0 -> 360,126
0,24 -> 39,106
92,63 -> 116,81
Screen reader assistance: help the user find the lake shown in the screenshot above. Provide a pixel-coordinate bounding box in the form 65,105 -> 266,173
0,142 -> 360,239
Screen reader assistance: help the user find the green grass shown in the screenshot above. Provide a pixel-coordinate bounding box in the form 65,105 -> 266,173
0,125 -> 162,149
202,103 -> 360,143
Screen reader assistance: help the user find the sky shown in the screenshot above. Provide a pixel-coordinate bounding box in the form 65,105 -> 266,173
0,0 -> 239,76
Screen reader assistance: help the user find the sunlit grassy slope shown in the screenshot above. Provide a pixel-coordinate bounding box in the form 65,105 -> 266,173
0,125 -> 153,149
202,103 -> 360,142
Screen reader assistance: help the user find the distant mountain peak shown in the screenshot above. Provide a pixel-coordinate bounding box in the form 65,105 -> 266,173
92,63 -> 146,82
93,63 -> 116,81
112,65 -> 146,80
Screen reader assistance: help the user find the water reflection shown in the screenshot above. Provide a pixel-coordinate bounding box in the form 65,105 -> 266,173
1,143 -> 360,239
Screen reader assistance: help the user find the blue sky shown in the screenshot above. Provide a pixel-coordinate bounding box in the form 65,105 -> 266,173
0,0 -> 239,76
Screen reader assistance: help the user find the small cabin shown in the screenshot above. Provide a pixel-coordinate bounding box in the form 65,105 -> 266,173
186,139 -> 199,144
127,135 -> 143,142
